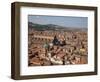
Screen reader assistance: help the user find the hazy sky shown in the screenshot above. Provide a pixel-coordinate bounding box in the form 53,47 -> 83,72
28,15 -> 88,28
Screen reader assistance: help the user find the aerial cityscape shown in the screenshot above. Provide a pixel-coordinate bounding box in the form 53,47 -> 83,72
28,15 -> 88,66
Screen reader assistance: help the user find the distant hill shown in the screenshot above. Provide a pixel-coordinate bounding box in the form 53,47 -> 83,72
28,22 -> 87,32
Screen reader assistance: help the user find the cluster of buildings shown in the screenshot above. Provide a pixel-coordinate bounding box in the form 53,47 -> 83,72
28,28 -> 88,66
